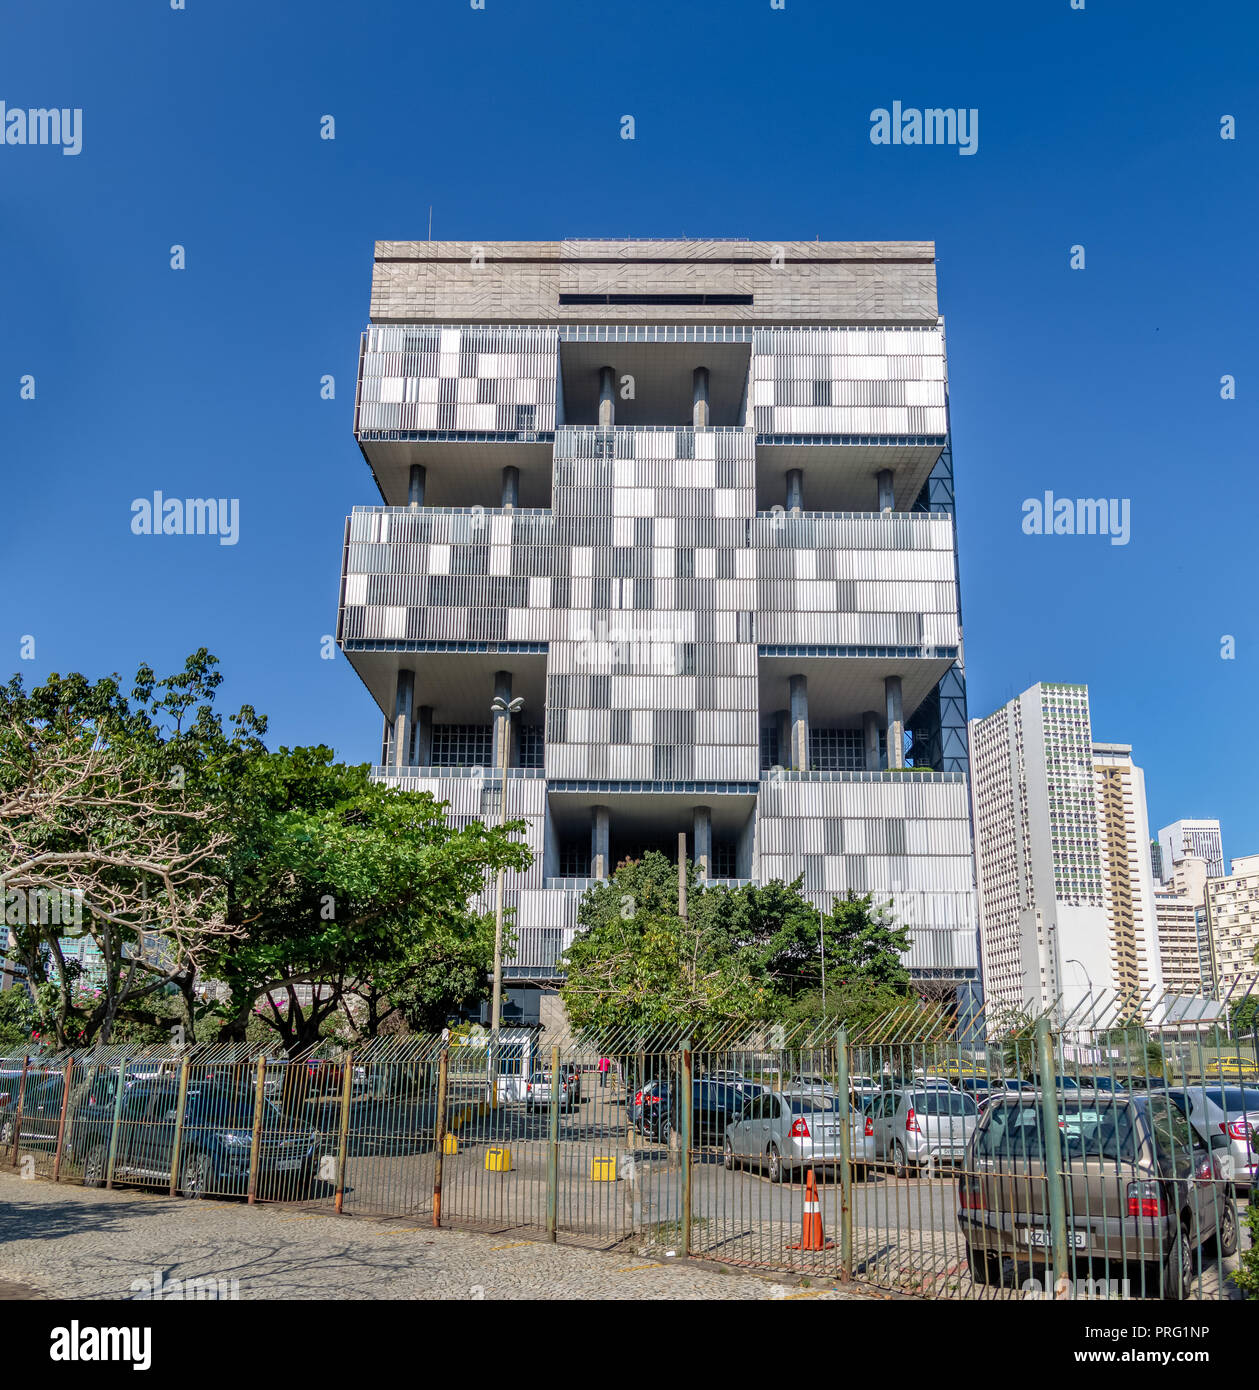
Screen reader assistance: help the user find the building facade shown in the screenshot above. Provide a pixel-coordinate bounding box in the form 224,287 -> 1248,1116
1205,854 -> 1259,997
1153,853 -> 1214,997
336,240 -> 978,1002
1157,818 -> 1224,882
1091,743 -> 1164,1003
970,685 -> 1164,1018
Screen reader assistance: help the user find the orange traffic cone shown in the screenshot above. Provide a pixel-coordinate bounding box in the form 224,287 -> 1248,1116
790,1168 -> 833,1250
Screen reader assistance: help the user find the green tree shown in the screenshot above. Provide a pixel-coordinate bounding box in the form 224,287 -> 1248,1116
0,653 -> 247,1046
1,653 -> 532,1055
559,853 -> 766,1039
821,890 -> 912,992
205,744 -> 530,1056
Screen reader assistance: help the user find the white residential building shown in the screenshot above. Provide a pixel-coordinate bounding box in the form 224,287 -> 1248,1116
969,684 -> 1111,1019
1205,854 -> 1259,997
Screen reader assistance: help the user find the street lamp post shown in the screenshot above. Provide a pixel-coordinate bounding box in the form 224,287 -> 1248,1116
489,694 -> 524,1050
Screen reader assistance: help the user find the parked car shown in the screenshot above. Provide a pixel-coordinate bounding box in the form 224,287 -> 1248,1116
869,1086 -> 979,1176
558,1063 -> 582,1104
787,1074 -> 835,1097
68,1079 -> 321,1198
1163,1085 -> 1258,1190
655,1081 -> 751,1144
958,1090 -> 1238,1298
702,1069 -> 749,1085
524,1069 -> 575,1113
724,1090 -> 875,1182
0,1070 -> 67,1148
629,1078 -> 669,1133
1072,1074 -> 1127,1093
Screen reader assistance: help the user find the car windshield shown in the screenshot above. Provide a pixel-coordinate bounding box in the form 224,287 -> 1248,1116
1204,1088 -> 1259,1112
912,1091 -> 976,1116
976,1099 -> 1139,1164
186,1087 -> 285,1129
788,1097 -> 834,1115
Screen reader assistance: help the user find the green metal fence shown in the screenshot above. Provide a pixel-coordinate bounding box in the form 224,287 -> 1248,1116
2,988 -> 1254,1301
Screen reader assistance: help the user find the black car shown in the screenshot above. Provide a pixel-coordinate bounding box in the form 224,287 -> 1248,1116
68,1078 -> 321,1198
641,1080 -> 749,1145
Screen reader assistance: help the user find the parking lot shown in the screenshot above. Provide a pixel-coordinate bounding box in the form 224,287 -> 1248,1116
5,1045 -> 1252,1302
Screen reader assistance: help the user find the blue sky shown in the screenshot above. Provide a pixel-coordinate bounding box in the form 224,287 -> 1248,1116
2,0 -> 1255,859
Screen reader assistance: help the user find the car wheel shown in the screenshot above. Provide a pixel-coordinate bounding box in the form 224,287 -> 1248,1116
0,1116 -> 13,1147
82,1143 -> 108,1188
892,1142 -> 911,1180
1215,1197 -> 1239,1258
1161,1226 -> 1192,1300
966,1242 -> 1003,1287
180,1151 -> 210,1200
723,1138 -> 735,1171
767,1144 -> 784,1183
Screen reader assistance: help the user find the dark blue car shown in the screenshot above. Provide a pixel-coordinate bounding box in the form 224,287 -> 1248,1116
69,1078 -> 320,1198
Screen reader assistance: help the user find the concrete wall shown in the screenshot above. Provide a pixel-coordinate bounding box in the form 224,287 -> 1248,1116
370,240 -> 939,325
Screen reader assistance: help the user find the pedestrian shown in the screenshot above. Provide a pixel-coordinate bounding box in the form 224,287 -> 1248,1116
598,1056 -> 610,1088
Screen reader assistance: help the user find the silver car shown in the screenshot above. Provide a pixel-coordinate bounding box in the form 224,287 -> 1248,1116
724,1090 -> 874,1182
870,1086 -> 979,1176
1163,1085 -> 1258,1189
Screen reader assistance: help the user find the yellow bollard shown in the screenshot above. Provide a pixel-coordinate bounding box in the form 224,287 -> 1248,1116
590,1156 -> 617,1182
442,1133 -> 459,1155
484,1146 -> 512,1172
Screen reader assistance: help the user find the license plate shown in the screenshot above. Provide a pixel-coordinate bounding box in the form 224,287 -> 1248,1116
273,1157 -> 303,1172
1022,1228 -> 1086,1249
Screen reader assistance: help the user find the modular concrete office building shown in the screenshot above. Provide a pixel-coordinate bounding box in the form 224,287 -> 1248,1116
336,240 -> 978,1010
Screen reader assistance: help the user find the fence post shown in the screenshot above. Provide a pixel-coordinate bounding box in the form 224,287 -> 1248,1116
680,1039 -> 693,1258
168,1056 -> 190,1197
105,1058 -> 127,1189
1035,1017 -> 1068,1289
432,1043 -> 450,1228
546,1043 -> 560,1242
334,1051 -> 354,1214
836,1026 -> 853,1281
247,1055 -> 267,1205
52,1057 -> 73,1182
9,1054 -> 30,1168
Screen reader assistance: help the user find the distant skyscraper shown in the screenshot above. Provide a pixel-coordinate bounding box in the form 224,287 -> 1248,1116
970,685 -> 1164,1018
970,684 -> 1111,1017
1150,838 -> 1163,883
1157,819 -> 1224,881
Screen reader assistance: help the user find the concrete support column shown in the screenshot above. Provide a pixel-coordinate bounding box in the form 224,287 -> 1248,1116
789,674 -> 810,773
416,705 -> 434,767
392,669 -> 415,770
884,675 -> 904,770
492,670 -> 513,770
500,465 -> 520,510
692,367 -> 710,428
591,805 -> 611,881
877,468 -> 895,513
380,714 -> 391,766
408,464 -> 426,508
598,366 -> 616,428
862,710 -> 882,772
774,709 -> 791,769
786,469 -> 804,515
693,805 -> 713,882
